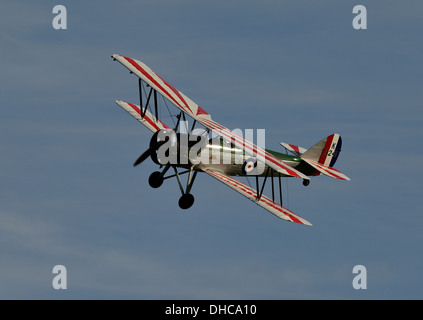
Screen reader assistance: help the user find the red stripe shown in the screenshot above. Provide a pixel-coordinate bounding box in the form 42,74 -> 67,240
126,102 -> 169,131
216,171 -> 303,224
124,57 -> 192,115
208,170 -> 304,224
196,106 -> 209,116
312,161 -> 345,180
156,74 -> 193,114
201,119 -> 260,155
290,144 -> 300,154
318,134 -> 334,165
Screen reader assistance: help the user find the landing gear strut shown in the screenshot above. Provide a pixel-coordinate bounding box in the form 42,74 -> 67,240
148,164 -> 198,210
174,166 -> 197,210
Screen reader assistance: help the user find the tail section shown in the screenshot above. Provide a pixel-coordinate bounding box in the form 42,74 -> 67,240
301,158 -> 350,181
280,142 -> 307,157
281,133 -> 349,181
301,133 -> 342,167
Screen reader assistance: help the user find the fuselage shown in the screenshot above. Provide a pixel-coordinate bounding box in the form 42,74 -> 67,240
180,136 -> 302,177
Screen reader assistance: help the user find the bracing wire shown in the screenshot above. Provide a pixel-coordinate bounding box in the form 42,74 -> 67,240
245,176 -> 254,193
160,94 -> 177,127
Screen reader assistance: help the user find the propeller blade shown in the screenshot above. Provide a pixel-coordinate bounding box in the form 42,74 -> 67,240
135,130 -> 172,167
133,148 -> 151,167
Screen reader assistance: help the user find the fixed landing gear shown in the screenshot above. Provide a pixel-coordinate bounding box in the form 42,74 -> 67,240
149,171 -> 163,188
178,193 -> 195,210
174,166 -> 197,210
148,165 -> 197,210
303,179 -> 310,186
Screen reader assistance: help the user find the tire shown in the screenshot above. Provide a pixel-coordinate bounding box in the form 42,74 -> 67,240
149,171 -> 163,188
178,193 -> 195,210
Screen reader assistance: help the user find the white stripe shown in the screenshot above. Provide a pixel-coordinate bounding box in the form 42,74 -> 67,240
323,134 -> 339,167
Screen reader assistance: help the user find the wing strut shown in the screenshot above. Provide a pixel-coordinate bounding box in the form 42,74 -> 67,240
173,111 -> 182,132
137,78 -> 159,121
203,169 -> 312,226
278,173 -> 283,207
138,78 -> 143,115
254,168 -> 282,206
141,87 -> 153,118
154,89 -> 158,123
190,119 -> 197,132
257,167 -> 270,201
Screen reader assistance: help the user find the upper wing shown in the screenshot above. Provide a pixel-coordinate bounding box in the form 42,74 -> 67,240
115,100 -> 170,133
112,54 -> 308,180
202,168 -> 312,226
112,54 -> 211,120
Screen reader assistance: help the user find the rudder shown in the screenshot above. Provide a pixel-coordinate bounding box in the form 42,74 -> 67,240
302,134 -> 342,167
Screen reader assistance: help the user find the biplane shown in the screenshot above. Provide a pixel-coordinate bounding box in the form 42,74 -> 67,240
111,54 -> 350,226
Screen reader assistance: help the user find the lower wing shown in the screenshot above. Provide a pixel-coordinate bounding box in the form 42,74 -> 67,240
202,168 -> 312,226
115,100 -> 170,133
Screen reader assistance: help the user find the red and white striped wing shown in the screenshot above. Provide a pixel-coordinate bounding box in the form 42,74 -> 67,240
112,54 -> 308,180
115,100 -> 170,133
112,54 -> 211,120
301,158 -> 351,181
202,169 -> 312,226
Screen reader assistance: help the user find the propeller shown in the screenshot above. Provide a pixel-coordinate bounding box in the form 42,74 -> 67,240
133,148 -> 152,167
133,130 -> 172,167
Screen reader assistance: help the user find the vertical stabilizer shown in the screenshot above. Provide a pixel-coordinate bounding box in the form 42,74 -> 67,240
301,134 -> 342,167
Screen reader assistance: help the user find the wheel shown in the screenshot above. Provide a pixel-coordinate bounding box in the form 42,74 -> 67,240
303,179 -> 310,186
178,193 -> 195,210
149,171 -> 163,188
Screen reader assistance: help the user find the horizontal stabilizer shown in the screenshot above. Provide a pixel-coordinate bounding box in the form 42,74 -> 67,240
301,158 -> 350,181
280,142 -> 307,157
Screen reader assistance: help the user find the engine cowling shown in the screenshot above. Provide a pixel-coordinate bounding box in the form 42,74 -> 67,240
149,129 -> 178,165
149,129 -> 208,166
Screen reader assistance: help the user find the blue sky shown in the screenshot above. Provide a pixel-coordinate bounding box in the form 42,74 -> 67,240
1,0 -> 422,299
